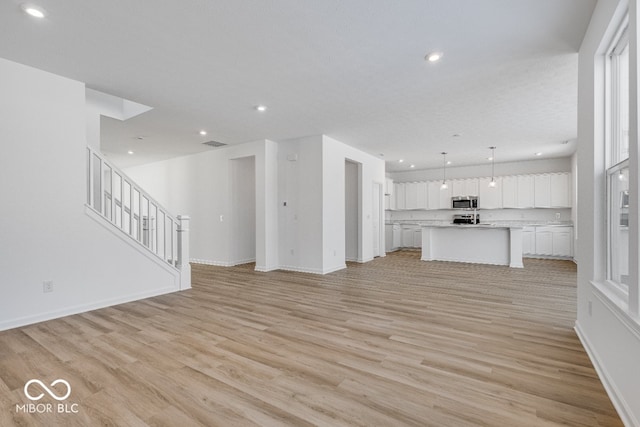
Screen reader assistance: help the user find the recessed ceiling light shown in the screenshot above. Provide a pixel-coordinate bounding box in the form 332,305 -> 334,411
447,161 -> 452,165
398,159 -> 404,163
487,157 -> 493,161
425,52 -> 443,62
535,152 -> 543,156
410,164 -> 416,168
199,130 -> 207,136
135,136 -> 144,140
21,4 -> 46,18
127,150 -> 134,155
255,105 -> 267,112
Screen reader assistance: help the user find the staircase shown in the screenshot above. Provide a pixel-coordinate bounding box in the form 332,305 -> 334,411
85,147 -> 190,289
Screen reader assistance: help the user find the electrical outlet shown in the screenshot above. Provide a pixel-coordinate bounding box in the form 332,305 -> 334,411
219,215 -> 224,222
555,212 -> 561,221
43,281 -> 54,293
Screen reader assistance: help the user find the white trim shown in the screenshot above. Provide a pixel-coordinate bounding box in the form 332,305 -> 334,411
254,265 -> 279,272
278,264 -> 347,275
574,322 -> 638,427
591,280 -> 640,340
190,258 -> 234,267
0,286 -> 177,332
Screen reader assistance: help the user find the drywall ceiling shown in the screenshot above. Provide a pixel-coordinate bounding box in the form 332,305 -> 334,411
0,0 -> 596,171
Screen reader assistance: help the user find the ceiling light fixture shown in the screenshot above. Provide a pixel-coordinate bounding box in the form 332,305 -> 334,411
255,105 -> 267,112
426,52 -> 443,62
535,152 -> 543,156
410,164 -> 415,168
199,130 -> 207,136
440,152 -> 448,190
398,159 -> 404,163
488,146 -> 497,188
21,4 -> 46,18
127,150 -> 134,155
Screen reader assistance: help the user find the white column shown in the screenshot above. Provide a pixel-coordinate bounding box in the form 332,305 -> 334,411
177,215 -> 191,290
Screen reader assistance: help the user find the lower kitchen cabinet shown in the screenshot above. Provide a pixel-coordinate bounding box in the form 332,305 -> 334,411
524,226 -> 573,258
522,226 -> 536,255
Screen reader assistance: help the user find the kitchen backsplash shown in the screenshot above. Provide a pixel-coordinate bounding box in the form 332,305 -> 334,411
386,207 -> 572,223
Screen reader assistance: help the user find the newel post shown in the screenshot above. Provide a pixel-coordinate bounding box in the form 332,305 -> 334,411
177,215 -> 192,290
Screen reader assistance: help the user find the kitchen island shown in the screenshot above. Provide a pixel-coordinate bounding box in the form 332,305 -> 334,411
421,224 -> 524,268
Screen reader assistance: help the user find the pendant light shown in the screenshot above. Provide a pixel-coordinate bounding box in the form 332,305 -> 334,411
488,146 -> 497,188
440,152 -> 448,190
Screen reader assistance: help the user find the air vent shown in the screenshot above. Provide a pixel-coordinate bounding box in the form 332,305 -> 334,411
203,140 -> 227,148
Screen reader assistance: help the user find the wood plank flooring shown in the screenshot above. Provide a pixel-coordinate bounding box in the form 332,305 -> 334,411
0,251 -> 623,426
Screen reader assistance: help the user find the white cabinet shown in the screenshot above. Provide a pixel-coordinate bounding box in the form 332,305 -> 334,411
517,175 -> 535,208
552,228 -> 572,257
401,225 -> 422,248
395,183 -> 406,210
414,229 -> 422,247
522,226 -> 536,255
427,181 -> 441,210
502,176 -> 518,208
416,182 -> 428,209
385,178 -> 394,196
452,178 -> 478,197
478,177 -> 502,209
535,230 -> 553,255
439,183 -> 452,209
392,224 -> 402,248
385,224 -> 394,252
534,174 -> 552,208
405,182 -> 418,210
530,226 -> 573,258
550,173 -> 571,208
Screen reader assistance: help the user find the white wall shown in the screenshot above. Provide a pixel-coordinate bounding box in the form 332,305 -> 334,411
126,140 -> 279,271
575,1 -> 640,426
277,136 -> 325,273
345,161 -> 360,261
322,136 -> 386,267
0,58 -> 181,331
231,156 -> 256,264
390,157 -> 572,182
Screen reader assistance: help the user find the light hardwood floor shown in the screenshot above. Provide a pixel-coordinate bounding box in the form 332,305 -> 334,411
0,252 -> 623,426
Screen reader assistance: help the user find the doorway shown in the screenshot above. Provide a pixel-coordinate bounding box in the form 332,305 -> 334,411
230,156 -> 256,265
345,160 -> 361,262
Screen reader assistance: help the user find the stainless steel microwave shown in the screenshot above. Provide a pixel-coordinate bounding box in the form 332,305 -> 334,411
452,196 -> 478,209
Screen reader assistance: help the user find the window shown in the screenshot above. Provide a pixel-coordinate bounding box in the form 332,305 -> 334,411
605,20 -> 630,295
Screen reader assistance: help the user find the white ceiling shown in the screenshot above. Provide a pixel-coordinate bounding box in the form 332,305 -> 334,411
0,0 -> 596,171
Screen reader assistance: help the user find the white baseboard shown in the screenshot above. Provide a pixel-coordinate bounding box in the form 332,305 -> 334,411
255,265 -> 279,272
278,264 -> 346,275
190,258 -> 233,267
0,286 -> 177,332
574,322 -> 637,427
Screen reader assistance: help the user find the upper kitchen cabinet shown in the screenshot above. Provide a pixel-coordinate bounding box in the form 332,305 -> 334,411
502,176 -> 518,208
534,174 -> 552,207
427,181 -> 441,210
550,173 -> 571,207
394,182 -> 406,210
416,181 -> 428,209
452,178 -> 479,197
405,182 -> 418,210
535,172 -> 571,208
385,178 -> 394,196
478,177 -> 503,209
517,175 -> 535,208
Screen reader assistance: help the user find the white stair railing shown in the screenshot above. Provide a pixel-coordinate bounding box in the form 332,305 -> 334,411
86,147 -> 190,287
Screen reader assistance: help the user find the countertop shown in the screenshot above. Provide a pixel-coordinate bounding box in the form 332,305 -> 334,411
385,220 -> 573,228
